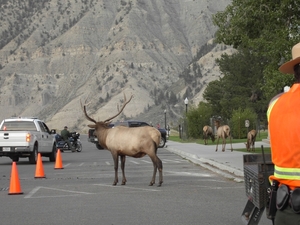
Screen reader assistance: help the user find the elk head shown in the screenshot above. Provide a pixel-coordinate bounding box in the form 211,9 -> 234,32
81,93 -> 133,130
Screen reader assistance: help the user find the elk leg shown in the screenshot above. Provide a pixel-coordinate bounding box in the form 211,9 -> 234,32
149,157 -> 164,187
229,136 -> 233,152
215,137 -> 220,151
112,153 -> 119,186
222,138 -> 226,152
149,160 -> 157,186
157,156 -> 163,187
120,155 -> 127,185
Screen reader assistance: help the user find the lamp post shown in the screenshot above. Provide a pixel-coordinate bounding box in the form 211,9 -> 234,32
164,109 -> 166,129
184,97 -> 188,114
184,98 -> 188,139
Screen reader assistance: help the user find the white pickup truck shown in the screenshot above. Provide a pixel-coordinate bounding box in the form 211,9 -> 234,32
0,117 -> 57,164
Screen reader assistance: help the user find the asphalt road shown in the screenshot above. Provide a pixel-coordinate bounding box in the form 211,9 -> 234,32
0,135 -> 270,225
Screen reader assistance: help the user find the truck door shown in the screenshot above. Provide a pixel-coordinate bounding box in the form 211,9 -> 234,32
37,121 -> 52,152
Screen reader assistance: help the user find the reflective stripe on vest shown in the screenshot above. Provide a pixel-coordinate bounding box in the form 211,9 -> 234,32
267,97 -> 280,122
274,165 -> 300,180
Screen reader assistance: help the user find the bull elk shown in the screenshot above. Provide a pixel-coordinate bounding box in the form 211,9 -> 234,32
215,120 -> 233,152
245,129 -> 257,152
81,93 -> 163,187
203,125 -> 215,145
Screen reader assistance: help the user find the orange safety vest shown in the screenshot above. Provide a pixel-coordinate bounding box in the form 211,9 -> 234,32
267,83 -> 300,189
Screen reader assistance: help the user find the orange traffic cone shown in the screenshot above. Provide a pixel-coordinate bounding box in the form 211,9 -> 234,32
54,149 -> 64,169
35,153 -> 46,178
8,162 -> 23,195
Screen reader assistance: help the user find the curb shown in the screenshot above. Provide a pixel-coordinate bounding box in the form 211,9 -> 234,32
166,147 -> 244,183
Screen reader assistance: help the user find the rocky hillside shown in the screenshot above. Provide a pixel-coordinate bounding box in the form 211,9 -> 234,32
0,0 -> 232,133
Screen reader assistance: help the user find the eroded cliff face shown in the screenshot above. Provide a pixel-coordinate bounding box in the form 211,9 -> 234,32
0,0 -> 231,132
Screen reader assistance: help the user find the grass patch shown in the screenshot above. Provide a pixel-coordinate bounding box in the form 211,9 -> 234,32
168,130 -> 270,153
234,146 -> 271,154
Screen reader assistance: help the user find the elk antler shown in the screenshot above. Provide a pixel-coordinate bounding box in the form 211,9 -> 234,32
104,93 -> 133,122
80,99 -> 97,124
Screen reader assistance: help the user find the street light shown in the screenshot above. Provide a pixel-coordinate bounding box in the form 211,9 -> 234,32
184,97 -> 188,114
184,97 -> 188,139
164,109 -> 166,129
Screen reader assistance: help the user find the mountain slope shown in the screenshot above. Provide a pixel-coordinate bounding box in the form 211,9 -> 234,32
0,0 -> 231,132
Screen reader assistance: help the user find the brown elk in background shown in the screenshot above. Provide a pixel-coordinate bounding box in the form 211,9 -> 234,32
81,93 -> 163,187
203,125 -> 215,145
245,129 -> 257,152
215,120 -> 233,152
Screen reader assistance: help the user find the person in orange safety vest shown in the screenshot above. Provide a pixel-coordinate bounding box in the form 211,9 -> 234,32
267,42 -> 300,224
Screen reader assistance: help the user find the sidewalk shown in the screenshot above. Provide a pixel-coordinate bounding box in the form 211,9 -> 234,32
164,140 -> 271,183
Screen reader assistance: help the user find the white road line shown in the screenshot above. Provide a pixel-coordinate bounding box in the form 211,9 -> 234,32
24,186 -> 93,199
167,171 -> 212,177
163,159 -> 181,163
197,186 -> 244,190
93,184 -> 160,192
63,159 -> 185,167
24,186 -> 41,198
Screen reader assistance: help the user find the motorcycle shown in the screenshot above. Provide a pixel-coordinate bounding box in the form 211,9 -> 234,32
55,132 -> 82,152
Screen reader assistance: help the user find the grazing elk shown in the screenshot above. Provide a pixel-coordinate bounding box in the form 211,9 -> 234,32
203,125 -> 215,145
245,129 -> 257,152
215,120 -> 233,152
81,94 -> 163,187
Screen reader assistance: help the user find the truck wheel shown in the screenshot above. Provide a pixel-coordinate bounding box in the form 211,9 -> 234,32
11,156 -> 19,162
29,145 -> 38,164
158,137 -> 166,148
96,143 -> 104,150
49,144 -> 57,162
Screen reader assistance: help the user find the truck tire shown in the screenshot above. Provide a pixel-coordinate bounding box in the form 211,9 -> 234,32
29,144 -> 38,164
49,144 -> 57,162
158,136 -> 166,148
96,143 -> 104,150
11,156 -> 19,162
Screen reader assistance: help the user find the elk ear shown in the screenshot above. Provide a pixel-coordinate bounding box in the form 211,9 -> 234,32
88,124 -> 96,128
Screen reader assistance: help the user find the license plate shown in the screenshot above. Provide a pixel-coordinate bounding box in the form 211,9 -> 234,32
2,147 -> 10,151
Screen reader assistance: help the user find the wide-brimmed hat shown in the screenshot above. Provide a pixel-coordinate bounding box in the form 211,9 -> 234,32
64,126 -> 68,129
279,42 -> 300,74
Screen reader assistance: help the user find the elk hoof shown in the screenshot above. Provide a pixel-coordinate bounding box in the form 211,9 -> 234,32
112,182 -> 117,186
222,149 -> 225,152
149,182 -> 154,186
215,149 -> 218,152
121,182 -> 126,185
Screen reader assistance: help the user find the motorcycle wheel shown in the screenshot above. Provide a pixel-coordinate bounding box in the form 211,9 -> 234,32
76,142 -> 82,152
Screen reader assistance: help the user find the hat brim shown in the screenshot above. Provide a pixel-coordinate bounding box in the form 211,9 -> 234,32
279,57 -> 300,74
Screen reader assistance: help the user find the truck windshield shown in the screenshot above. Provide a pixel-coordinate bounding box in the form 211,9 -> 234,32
1,121 -> 37,131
